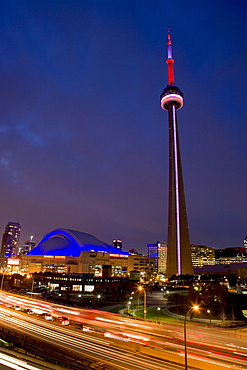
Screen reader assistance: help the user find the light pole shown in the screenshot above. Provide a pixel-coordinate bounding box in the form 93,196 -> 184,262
157,307 -> 161,323
138,286 -> 147,320
127,301 -> 131,315
207,309 -> 211,326
184,305 -> 199,370
26,274 -> 34,296
1,269 -> 5,290
31,277 -> 34,296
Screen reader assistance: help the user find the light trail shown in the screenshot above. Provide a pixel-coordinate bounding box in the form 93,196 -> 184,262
0,310 -> 182,370
0,292 -> 247,369
0,308 -> 245,370
0,352 -> 44,370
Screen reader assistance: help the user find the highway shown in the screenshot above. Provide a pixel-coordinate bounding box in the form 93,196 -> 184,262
0,351 -> 56,370
0,292 -> 246,369
0,307 -> 183,370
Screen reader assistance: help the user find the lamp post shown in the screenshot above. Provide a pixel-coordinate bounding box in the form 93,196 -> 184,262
26,274 -> 34,296
207,309 -> 211,326
127,301 -> 131,315
138,286 -> 147,320
157,307 -> 161,323
184,305 -> 199,370
31,277 -> 34,296
1,269 -> 5,290
95,294 -> 101,308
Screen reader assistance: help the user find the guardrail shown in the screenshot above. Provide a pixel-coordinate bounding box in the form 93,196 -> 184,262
0,325 -> 115,370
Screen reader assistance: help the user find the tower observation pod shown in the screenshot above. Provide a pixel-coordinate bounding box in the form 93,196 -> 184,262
160,27 -> 193,277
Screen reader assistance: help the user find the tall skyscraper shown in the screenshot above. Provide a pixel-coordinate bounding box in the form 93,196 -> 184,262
147,241 -> 167,274
20,236 -> 36,255
160,28 -> 193,277
0,222 -> 21,268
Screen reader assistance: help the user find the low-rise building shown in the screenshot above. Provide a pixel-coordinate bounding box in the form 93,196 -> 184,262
215,247 -> 247,265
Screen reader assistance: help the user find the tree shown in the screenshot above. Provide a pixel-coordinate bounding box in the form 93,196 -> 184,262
201,282 -> 228,315
187,284 -> 201,306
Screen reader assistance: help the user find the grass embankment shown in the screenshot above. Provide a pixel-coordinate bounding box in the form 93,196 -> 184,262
135,306 -> 177,323
108,305 -> 180,323
108,306 -> 125,314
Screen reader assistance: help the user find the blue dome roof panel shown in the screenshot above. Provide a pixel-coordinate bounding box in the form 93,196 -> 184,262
28,237 -> 81,257
27,228 -> 128,257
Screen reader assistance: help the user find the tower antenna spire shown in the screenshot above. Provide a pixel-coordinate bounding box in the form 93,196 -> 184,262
167,26 -> 175,86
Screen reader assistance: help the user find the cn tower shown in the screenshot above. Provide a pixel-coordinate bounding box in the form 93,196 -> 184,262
160,27 -> 193,277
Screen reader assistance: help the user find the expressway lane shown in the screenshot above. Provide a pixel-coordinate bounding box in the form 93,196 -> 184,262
0,289 -> 246,359
0,308 -> 246,370
0,308 -> 184,370
0,292 -> 247,369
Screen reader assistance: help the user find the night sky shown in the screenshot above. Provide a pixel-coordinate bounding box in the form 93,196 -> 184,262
0,1 -> 247,253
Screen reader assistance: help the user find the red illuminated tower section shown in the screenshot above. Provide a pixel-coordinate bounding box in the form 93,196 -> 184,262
160,28 -> 193,277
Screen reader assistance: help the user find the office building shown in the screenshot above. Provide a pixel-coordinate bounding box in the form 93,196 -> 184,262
215,247 -> 247,265
20,237 -> 36,255
190,244 -> 215,268
160,28 -> 193,277
147,241 -> 167,274
0,222 -> 21,268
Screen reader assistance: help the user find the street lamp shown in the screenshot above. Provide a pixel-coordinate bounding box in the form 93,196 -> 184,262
127,301 -> 131,315
1,269 -> 6,290
96,294 -> 101,308
26,274 -> 34,296
138,286 -> 147,320
207,309 -> 211,326
157,307 -> 161,323
184,305 -> 199,370
31,277 -> 34,296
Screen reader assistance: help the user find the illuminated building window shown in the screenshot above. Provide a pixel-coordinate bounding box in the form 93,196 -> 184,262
48,283 -> 59,290
89,264 -> 102,276
84,285 -> 94,292
35,263 -> 42,272
72,285 -> 82,291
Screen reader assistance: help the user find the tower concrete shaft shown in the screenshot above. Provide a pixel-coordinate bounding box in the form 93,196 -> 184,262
160,29 -> 193,277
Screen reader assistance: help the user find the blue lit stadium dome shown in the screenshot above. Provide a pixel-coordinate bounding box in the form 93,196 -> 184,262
28,228 -> 128,257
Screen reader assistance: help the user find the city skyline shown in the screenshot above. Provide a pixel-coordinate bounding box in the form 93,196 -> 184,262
0,1 -> 247,253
